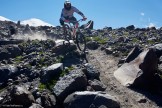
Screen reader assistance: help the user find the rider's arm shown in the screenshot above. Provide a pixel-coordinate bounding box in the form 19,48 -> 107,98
73,6 -> 85,18
60,9 -> 66,21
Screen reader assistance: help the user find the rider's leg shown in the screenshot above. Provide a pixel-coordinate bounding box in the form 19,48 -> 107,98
69,17 -> 78,38
59,18 -> 64,26
70,17 -> 77,26
60,18 -> 66,35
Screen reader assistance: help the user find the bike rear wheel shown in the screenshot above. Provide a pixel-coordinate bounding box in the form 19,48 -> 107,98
76,32 -> 86,52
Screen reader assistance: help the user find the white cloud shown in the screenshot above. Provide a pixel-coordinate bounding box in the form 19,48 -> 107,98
21,18 -> 54,27
140,12 -> 145,16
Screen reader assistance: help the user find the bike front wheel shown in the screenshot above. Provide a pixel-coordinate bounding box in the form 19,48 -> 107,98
76,32 -> 86,52
64,24 -> 72,41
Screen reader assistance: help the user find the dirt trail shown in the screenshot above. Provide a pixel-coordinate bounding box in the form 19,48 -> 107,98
86,49 -> 161,108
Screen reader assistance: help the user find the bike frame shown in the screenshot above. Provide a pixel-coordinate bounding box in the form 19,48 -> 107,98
64,19 -> 84,38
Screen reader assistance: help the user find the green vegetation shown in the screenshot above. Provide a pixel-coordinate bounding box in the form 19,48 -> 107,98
25,63 -> 32,69
132,38 -> 139,43
38,83 -> 46,91
147,40 -> 155,45
123,32 -> 129,36
121,50 -> 129,56
110,34 -> 117,39
32,39 -> 40,45
86,36 -> 108,44
39,56 -> 46,64
19,42 -> 27,48
15,56 -> 23,64
60,66 -> 74,77
56,55 -> 64,63
36,56 -> 48,68
85,37 -> 92,42
93,36 -> 108,44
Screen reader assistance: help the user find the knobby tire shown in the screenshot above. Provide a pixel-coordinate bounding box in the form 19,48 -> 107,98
64,24 -> 72,41
76,32 -> 86,52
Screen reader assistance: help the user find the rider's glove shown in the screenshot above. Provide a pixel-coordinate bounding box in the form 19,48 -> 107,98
82,16 -> 87,21
64,20 -> 69,23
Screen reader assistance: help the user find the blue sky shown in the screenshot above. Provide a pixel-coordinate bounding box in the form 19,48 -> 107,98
0,0 -> 162,29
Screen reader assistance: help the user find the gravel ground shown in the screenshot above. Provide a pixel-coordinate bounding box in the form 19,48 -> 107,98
86,48 -> 162,108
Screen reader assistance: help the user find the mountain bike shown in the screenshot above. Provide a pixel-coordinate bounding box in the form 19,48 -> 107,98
63,19 -> 86,52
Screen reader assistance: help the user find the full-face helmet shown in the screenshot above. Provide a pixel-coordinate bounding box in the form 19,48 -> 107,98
64,0 -> 71,11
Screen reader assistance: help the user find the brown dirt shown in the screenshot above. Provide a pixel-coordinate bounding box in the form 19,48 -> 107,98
86,48 -> 162,108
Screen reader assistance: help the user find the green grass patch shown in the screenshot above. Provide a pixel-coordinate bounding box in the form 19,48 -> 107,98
147,40 -> 155,45
38,83 -> 46,91
85,37 -> 92,42
132,38 -> 139,43
56,55 -> 64,63
15,56 -> 23,64
123,32 -> 129,36
86,36 -> 108,44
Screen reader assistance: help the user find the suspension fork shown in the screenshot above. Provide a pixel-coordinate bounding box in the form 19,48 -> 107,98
72,23 -> 79,37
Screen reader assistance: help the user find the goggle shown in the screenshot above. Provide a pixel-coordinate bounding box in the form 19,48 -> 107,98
66,3 -> 71,6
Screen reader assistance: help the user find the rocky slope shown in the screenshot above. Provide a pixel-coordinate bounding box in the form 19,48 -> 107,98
0,20 -> 162,108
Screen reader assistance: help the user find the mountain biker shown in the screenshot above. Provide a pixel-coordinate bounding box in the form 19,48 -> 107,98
60,0 -> 87,30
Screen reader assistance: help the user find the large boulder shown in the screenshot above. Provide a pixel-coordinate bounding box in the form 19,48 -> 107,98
0,45 -> 22,60
53,69 -> 87,102
125,46 -> 142,63
114,48 -> 158,89
29,103 -> 43,108
4,85 -> 35,107
41,63 -> 63,83
52,40 -> 77,55
0,39 -> 23,45
88,79 -> 107,91
83,63 -> 100,80
86,41 -> 99,50
126,25 -> 135,30
150,43 -> 162,58
0,65 -> 18,86
38,91 -> 57,108
64,91 -> 120,108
